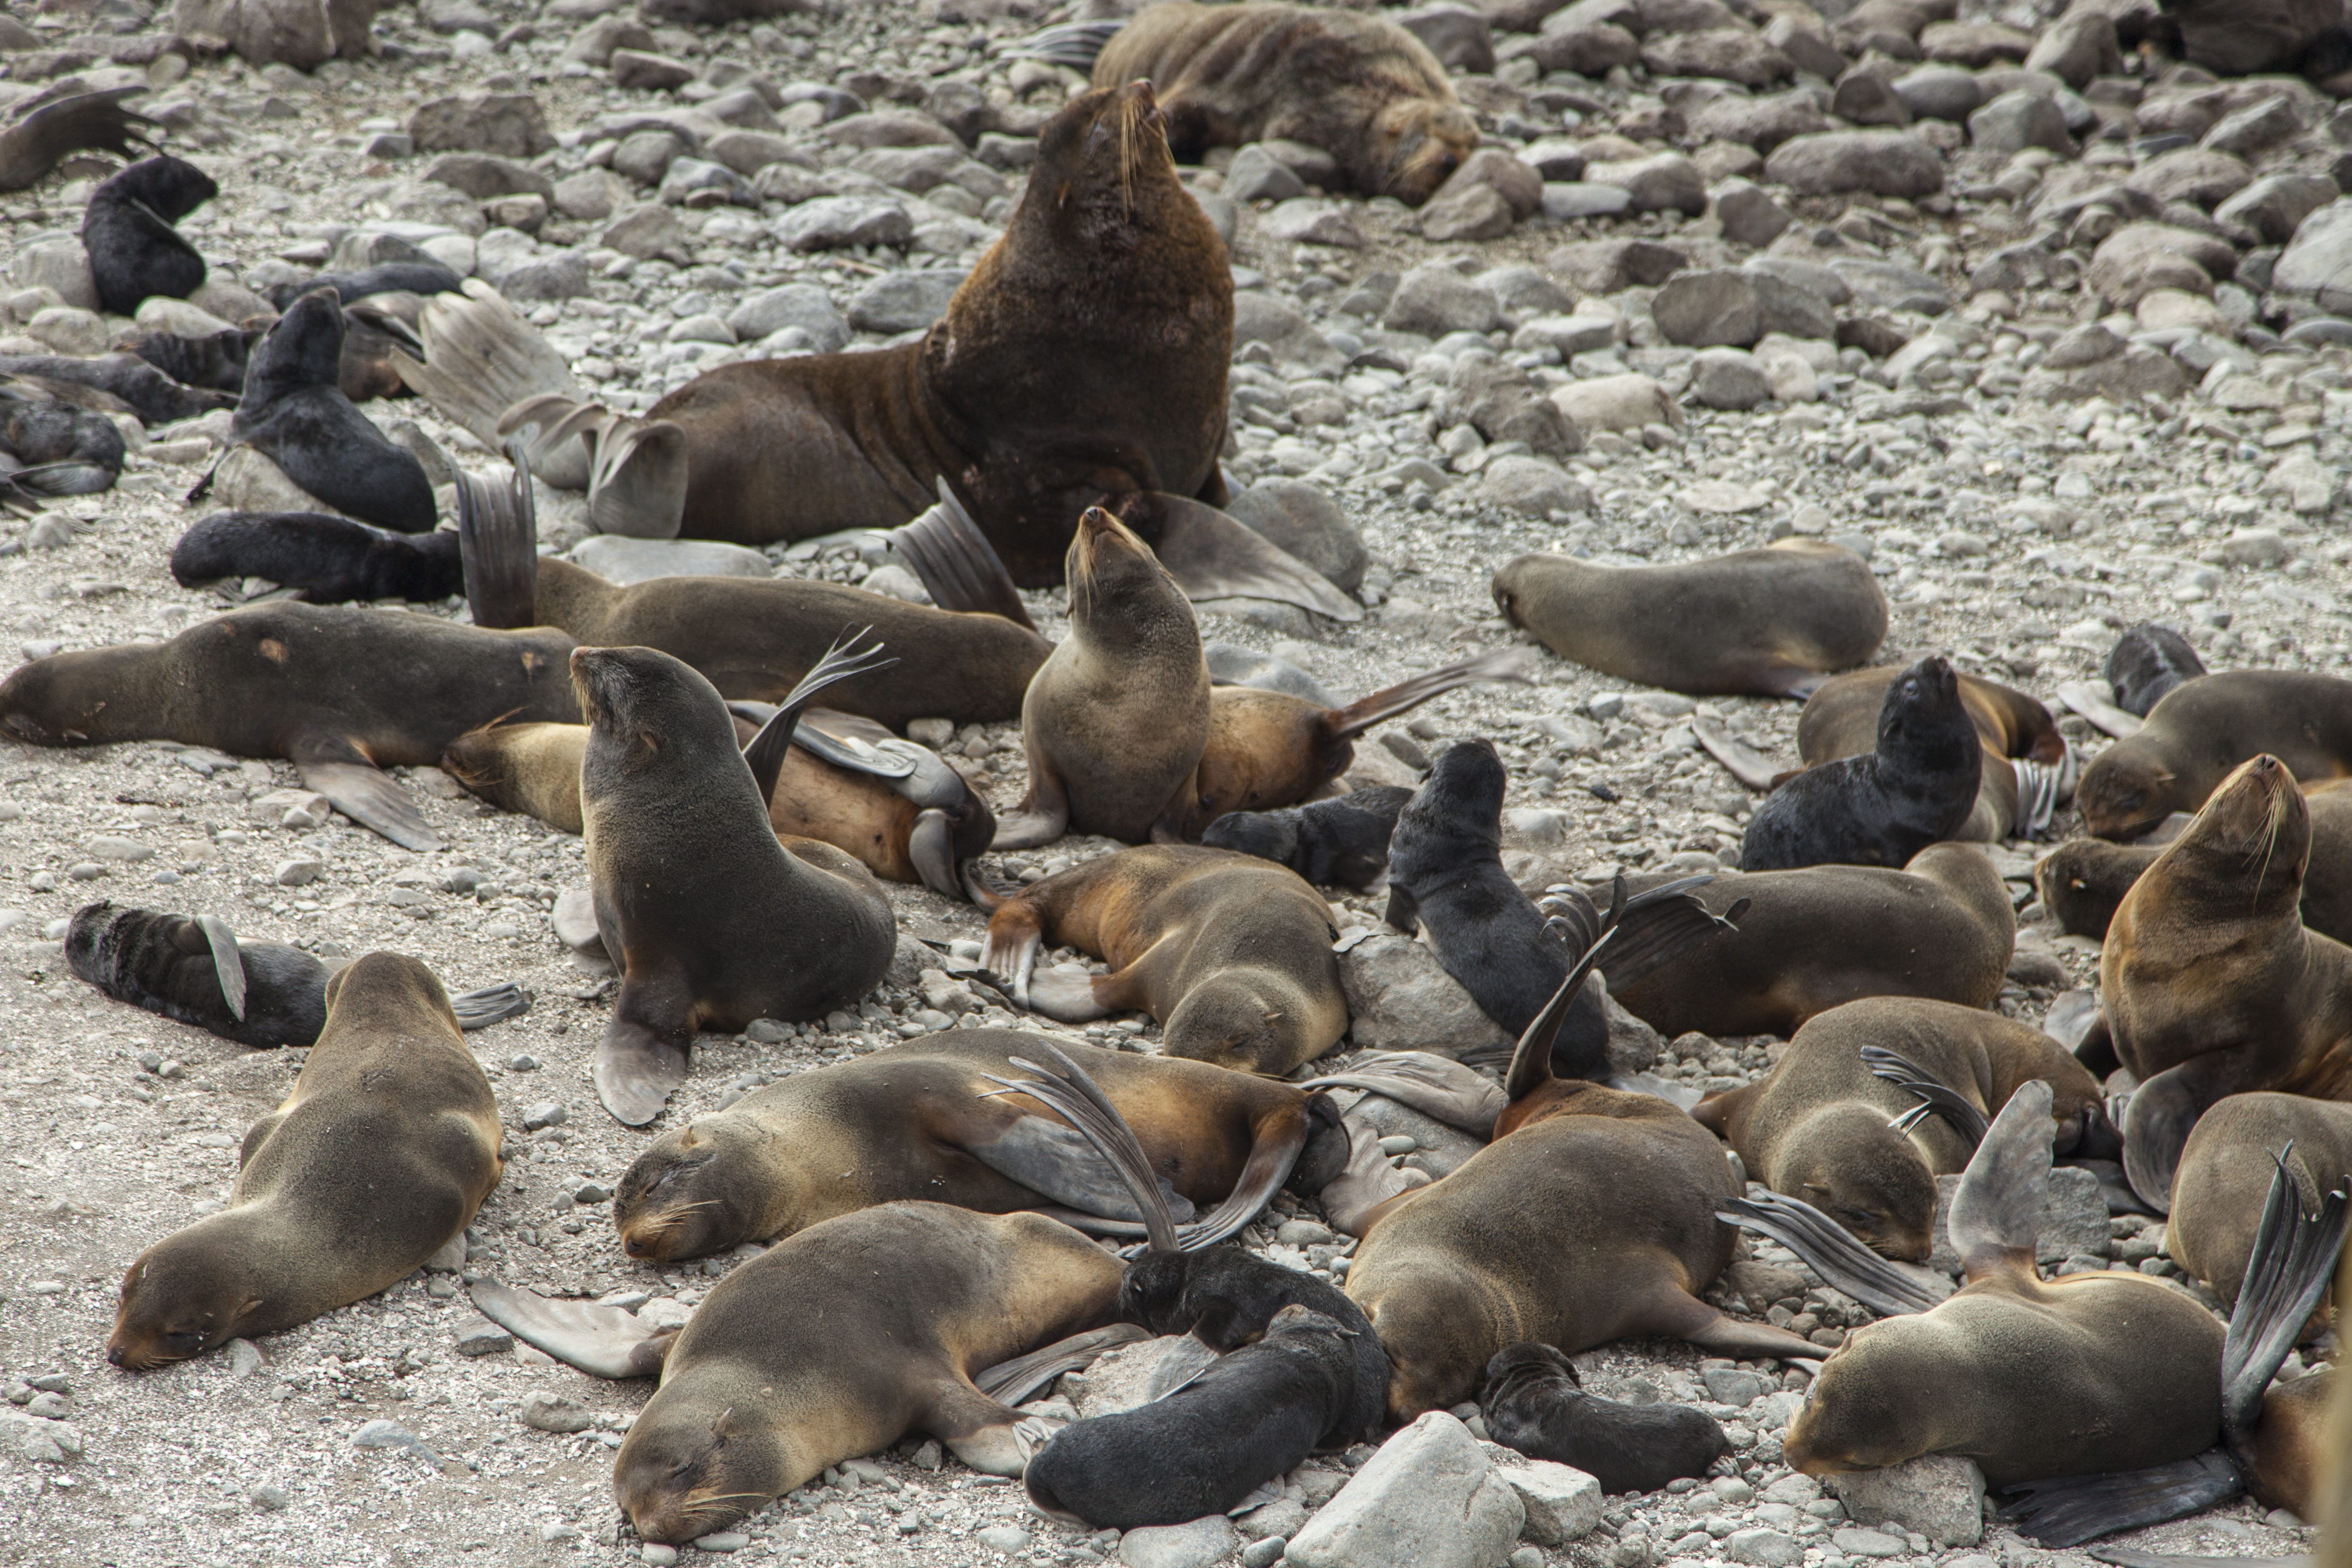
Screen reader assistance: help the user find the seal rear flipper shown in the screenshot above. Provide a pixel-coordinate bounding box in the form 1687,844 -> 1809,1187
2014,757 -> 2069,836
1130,494 -> 1365,624
1716,1193 -> 1953,1317
885,481 -> 1037,631
982,1044 -> 1184,1253
2221,1157 -> 2350,1443
497,392 -> 684,536
1662,1299 -> 1826,1364
1999,1453 -> 2247,1549
2056,680 -> 2146,740
294,745 -> 446,853
1299,1051 -> 1509,1133
739,632 -> 898,805
188,914 -> 246,1023
467,1281 -> 675,1379
1320,1115 -> 1419,1238
1008,18 -> 1125,69
450,982 -> 530,1029
1024,966 -> 1116,1024
595,997 -> 693,1127
908,809 -> 964,900
973,1323 -> 1152,1406
1694,711 -> 1783,791
965,1113 -> 1197,1227
454,446 -> 538,631
393,285 -> 589,489
1949,1079 -> 2057,1277
0,89 -> 154,192
1320,649 -> 1536,743
2123,1055 -> 2252,1215
1860,1044 -> 1992,1147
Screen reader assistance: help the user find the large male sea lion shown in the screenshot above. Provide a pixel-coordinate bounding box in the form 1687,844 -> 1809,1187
2076,671 -> 2352,839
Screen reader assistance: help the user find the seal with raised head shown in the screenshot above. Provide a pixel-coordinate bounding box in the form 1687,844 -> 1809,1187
65,900 -> 525,1049
2167,1091 -> 2352,1315
995,506 -> 1210,848
575,641 -> 897,1124
82,153 -> 215,315
1492,539 -> 1888,699
609,1028 -> 1344,1262
1693,997 -> 2115,1264
227,289 -> 436,533
1609,843 -> 2017,1040
105,952 -> 504,1369
1199,784 -> 1412,891
2099,754 -> 2352,1211
0,601 -> 580,850
170,511 -> 463,605
1741,656 -> 1983,872
975,844 -> 1347,1076
2075,671 -> 2352,840
1023,2 -> 1480,204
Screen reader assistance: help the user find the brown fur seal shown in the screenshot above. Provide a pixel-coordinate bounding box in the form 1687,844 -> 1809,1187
975,844 -> 1347,1076
611,1027 -> 1342,1262
2099,754 -> 2352,1212
0,602 -> 579,851
2167,1092 -> 2352,1317
106,952 -> 503,1369
2040,778 -> 2352,944
1745,1083 -> 2226,1489
1795,663 -> 2069,843
507,83 -> 1248,593
1694,997 -> 2114,1264
1610,842 -> 2017,1040
1166,648 -> 1530,839
0,88 -> 156,193
1491,540 -> 1888,699
1026,2 -> 1480,205
2076,671 -> 2352,840
996,507 -> 1210,848
577,642 -> 897,1125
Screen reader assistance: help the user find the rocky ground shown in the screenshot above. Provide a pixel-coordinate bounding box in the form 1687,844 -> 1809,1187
0,0 -> 2343,1565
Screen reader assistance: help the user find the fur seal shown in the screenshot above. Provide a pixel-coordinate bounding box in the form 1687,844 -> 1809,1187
1481,1344 -> 1729,1495
0,602 -> 580,850
2038,778 -> 2352,944
1610,843 -> 2017,1040
1694,997 -> 2115,1263
1199,784 -> 1413,891
2076,671 -> 2352,840
1732,1082 -> 2225,1489
1491,540 -> 1888,699
1791,661 -> 2071,844
82,153 -> 215,315
170,511 -> 463,604
66,901 -> 525,1049
105,952 -> 503,1369
995,506 -> 1209,848
0,352 -> 236,426
1741,656 -> 1983,872
115,325 -> 255,395
0,380 -> 125,495
609,1027 -> 1343,1262
2099,755 -> 2352,1211
225,289 -> 435,533
575,641 -> 896,1124
2107,624 -> 2207,718
269,261 -> 468,310
2168,1092 -> 2352,1315
1024,2 -> 1480,204
975,844 -> 1347,1076
1167,648 -> 1530,839
0,88 -> 156,193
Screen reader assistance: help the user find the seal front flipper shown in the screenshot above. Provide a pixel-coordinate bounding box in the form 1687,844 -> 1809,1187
1861,1044 -> 1991,1146
2056,679 -> 2146,740
963,1113 -> 1199,1228
884,482 -> 1037,631
449,982 -> 530,1029
292,735 -> 446,852
1717,1192 -> 1953,1318
974,1323 -> 1152,1406
908,809 -> 961,900
1999,1454 -> 2247,1549
454,446 -> 538,632
1319,1114 -> 1420,1238
1694,711 -> 1783,791
597,1007 -> 693,1127
1124,495 -> 1364,624
993,763 -> 1071,851
467,1281 -> 676,1379
2123,1053 -> 2256,1215
923,1378 -> 1050,1477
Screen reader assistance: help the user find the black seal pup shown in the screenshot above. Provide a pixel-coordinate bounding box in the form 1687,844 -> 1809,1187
169,511 -> 462,605
0,352 -> 236,425
1200,784 -> 1412,891
82,154 -> 216,314
1741,655 -> 1981,872
2107,624 -> 2206,718
1481,1343 -> 1728,1495
266,260 -> 468,310
105,952 -> 505,1369
0,381 -> 125,495
227,289 -> 435,533
67,901 -> 526,1050
115,326 -> 256,395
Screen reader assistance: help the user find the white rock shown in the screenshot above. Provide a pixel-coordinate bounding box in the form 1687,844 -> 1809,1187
1285,1413 -> 1524,1568
1501,1460 -> 1602,1545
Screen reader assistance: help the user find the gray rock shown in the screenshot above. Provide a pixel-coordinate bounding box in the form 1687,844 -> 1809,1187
424,152 -> 553,202
726,284 -> 849,351
1653,269 -> 1763,348
1337,932 -> 1513,1058
658,158 -> 749,207
1224,477 -> 1370,593
1689,91 -> 1831,152
1689,346 -> 1773,410
496,250 -> 590,303
562,14 -> 654,65
570,536 -> 772,581
1764,131 -> 1945,197
1764,13 -> 1848,79
2130,147 -> 2251,208
600,202 -> 691,263
1581,152 -> 1706,215
2273,197 -> 2352,313
1479,263 -> 1572,322
9,237 -> 97,312
1830,258 -> 1951,314
845,270 -> 961,334
1824,1455 -> 1985,1547
1640,27 -> 1795,88
419,0 -> 494,32
1262,199 -> 1368,248
407,93 -> 554,160
1894,64 -> 1983,121
1512,315 -> 1617,357
2024,11 -> 2121,86
611,47 -> 694,91
1120,1516 -> 1240,1568
1547,237 -> 1689,294
1969,90 -> 2073,156
1713,179 -> 1792,247
518,1393 -> 595,1434
852,145 -> 1000,199
1226,144 -> 1308,202
2203,94 -> 2301,157
1700,1366 -> 1772,1406
1478,454 -> 1590,518
774,196 -> 912,252
1419,182 -> 1517,243
1065,1336 -> 1205,1418
1501,1460 -> 1603,1545
1385,266 -> 1500,335
1233,291 -> 1346,374
453,1317 -> 514,1356
705,130 -> 799,177
1726,1529 -> 1805,1567
1832,68 -> 1911,128
1437,356 -> 1581,456
1286,1413 -> 1524,1568
1340,1091 -> 1487,1179
1540,183 -> 1635,219
2216,174 -> 2339,247
1396,4 -> 1496,71
1550,372 -> 1680,433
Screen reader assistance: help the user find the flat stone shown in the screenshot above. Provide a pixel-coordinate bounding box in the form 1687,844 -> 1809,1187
2274,198 -> 2352,313
1478,454 -> 1590,518
1284,1413 -> 1526,1568
517,1393 -> 594,1434
1764,130 -> 1945,197
1826,1455 -> 1986,1547
1727,1529 -> 1805,1567
569,536 -> 772,581
1689,346 -> 1772,410
1119,1516 -> 1240,1568
1581,152 -> 1706,215
725,283 -> 849,351
1501,1460 -> 1603,1545
845,269 -> 961,333
1968,89 -> 2072,156
773,195 -> 912,251
1550,372 -> 1680,433
1263,199 -> 1367,248
1385,265 -> 1500,335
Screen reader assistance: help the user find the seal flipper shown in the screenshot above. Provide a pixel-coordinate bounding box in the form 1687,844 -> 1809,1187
2221,1155 -> 2349,1444
1716,1192 -> 1954,1317
1009,18 -> 1125,69
596,964 -> 696,1126
467,1281 -> 676,1379
739,632 -> 897,806
974,1323 -> 1153,1406
983,1045 -> 1184,1253
2123,1052 -> 2255,1214
1694,711 -> 1783,791
1129,494 -> 1365,623
964,1114 -> 1198,1228
993,764 -> 1071,851
2055,680 -> 2146,740
908,809 -> 962,900
496,392 -> 685,538
1861,1044 -> 1991,1146
293,735 -> 446,852
1315,1115 -> 1418,1238
454,443 -> 538,631
922,1378 -> 1049,1477
392,286 -> 591,491
2086,1550 -> 2305,1568
1318,650 -> 1536,742
885,481 -> 1037,631
1948,1079 -> 2056,1278
449,982 -> 530,1029
1999,1454 -> 2247,1549
1299,1051 -> 1509,1134
190,914 -> 246,1023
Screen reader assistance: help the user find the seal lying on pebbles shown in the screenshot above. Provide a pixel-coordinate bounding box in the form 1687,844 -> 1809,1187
0,379 -> 126,495
2076,671 -> 2352,839
0,88 -> 157,193
575,640 -> 896,1125
1741,657 -> 1984,872
1021,1 -> 1480,204
0,351 -> 236,426
106,953 -> 504,1369
1492,540 -> 1888,698
66,901 -> 526,1050
116,325 -> 255,395
0,602 -> 580,851
608,1029 -> 1342,1261
1693,997 -> 2115,1264
975,845 -> 1348,1076
1199,784 -> 1413,891
1481,1343 -> 1730,1496
81,154 -> 215,315
170,511 -> 464,605
2096,755 -> 2352,1211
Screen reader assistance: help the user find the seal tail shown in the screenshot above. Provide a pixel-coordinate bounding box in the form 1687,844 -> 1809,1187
452,443 -> 539,631
391,281 -> 593,489
1320,648 -> 1536,741
498,391 -> 686,539
1998,1454 -> 2248,1549
883,480 -> 1036,630
1860,1044 -> 1992,1146
981,1042 -> 1183,1254
2221,1153 -> 2349,1444
1715,1192 -> 1954,1318
740,630 -> 898,806
1006,19 -> 1123,70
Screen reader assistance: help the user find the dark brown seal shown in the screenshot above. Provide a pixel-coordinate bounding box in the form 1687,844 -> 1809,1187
82,153 -> 214,315
0,601 -> 580,850
1795,661 -> 2068,843
106,952 -> 503,1369
2099,754 -> 2352,1211
975,845 -> 1347,1076
2076,670 -> 2352,840
0,88 -> 156,193
1610,843 -> 2017,1039
1492,539 -> 1888,698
